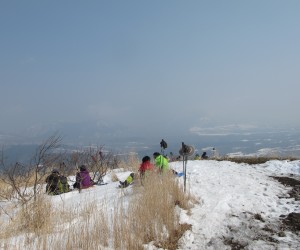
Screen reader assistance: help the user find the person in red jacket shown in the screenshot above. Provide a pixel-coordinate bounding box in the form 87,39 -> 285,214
139,155 -> 155,179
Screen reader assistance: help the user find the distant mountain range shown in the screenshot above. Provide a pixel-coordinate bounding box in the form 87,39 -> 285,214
0,120 -> 146,146
1,122 -> 300,166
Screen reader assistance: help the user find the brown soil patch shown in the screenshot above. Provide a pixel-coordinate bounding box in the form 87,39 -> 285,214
271,175 -> 300,233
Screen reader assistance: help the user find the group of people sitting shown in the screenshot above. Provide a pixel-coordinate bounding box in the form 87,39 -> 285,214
45,169 -> 70,195
119,151 -> 170,188
45,164 -> 94,195
45,151 -> 171,194
194,152 -> 209,160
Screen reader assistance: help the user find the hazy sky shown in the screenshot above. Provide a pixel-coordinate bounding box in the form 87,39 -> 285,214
1,1 -> 300,137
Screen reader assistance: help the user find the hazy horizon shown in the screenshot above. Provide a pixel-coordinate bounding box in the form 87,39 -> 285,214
1,1 -> 300,139
2,128 -> 300,166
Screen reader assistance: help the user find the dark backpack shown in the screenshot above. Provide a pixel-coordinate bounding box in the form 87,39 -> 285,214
160,139 -> 167,149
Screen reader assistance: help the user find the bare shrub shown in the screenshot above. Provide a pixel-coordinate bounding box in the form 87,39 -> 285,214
66,146 -> 120,184
88,146 -> 110,184
0,134 -> 62,204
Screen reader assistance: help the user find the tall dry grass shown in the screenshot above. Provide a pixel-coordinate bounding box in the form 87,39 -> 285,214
0,179 -> 14,201
117,153 -> 140,172
111,171 -> 195,250
1,198 -> 111,250
1,194 -> 53,238
0,157 -> 196,250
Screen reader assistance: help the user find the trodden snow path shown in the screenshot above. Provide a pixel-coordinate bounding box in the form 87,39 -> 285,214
170,160 -> 300,250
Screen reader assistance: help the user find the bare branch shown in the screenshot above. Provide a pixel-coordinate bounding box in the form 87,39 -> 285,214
0,133 -> 63,204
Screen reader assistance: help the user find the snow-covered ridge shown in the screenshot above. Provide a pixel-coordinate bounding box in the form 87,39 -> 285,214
1,160 -> 299,249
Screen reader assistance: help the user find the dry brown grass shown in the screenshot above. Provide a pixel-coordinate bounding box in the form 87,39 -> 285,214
117,154 -> 140,172
110,171 -> 119,182
159,223 -> 192,250
7,194 -> 53,235
219,156 -> 300,165
1,198 -> 111,250
61,201 -> 110,250
0,179 -> 14,201
0,156 -> 196,250
111,171 -> 196,250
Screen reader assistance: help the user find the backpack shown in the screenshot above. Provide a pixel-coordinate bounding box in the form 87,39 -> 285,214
160,139 -> 167,149
58,176 -> 70,193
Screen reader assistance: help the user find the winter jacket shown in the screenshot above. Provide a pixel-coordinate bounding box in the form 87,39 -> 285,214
46,173 -> 69,195
126,175 -> 134,185
46,173 -> 60,194
139,160 -> 155,175
76,170 -> 94,189
154,155 -> 169,171
119,173 -> 134,188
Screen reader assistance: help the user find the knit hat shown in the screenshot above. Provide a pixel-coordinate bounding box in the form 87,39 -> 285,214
80,165 -> 87,171
142,156 -> 150,163
153,152 -> 160,158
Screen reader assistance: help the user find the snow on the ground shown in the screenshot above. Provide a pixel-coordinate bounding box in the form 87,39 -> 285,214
171,160 -> 300,250
1,160 -> 300,249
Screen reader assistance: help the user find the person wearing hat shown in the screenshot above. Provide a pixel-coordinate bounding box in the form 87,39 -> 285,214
45,169 -> 69,195
153,152 -> 169,172
201,152 -> 208,159
73,165 -> 94,189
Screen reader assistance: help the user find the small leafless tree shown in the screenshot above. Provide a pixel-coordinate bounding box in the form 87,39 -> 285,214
66,146 -> 120,184
89,146 -> 109,184
0,134 -> 62,204
91,146 -> 122,183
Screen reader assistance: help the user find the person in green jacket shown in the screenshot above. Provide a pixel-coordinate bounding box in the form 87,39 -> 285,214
153,152 -> 169,172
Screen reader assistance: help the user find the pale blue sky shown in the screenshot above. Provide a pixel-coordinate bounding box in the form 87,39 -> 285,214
1,1 -> 300,138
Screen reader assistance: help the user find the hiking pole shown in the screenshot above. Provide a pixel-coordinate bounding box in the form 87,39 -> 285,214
179,142 -> 195,192
179,142 -> 188,192
182,142 -> 188,192
183,155 -> 188,192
